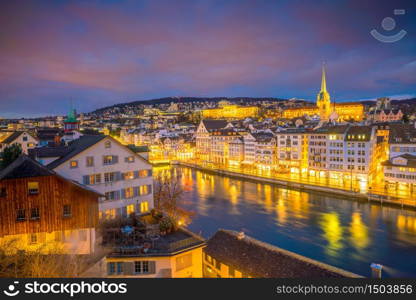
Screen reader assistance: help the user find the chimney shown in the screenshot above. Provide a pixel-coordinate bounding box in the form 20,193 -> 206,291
237,232 -> 245,240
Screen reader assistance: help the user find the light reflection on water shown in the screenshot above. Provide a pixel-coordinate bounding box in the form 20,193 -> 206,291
155,166 -> 416,277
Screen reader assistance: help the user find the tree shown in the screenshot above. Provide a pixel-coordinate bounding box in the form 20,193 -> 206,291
1,144 -> 22,169
0,238 -> 85,277
153,171 -> 195,227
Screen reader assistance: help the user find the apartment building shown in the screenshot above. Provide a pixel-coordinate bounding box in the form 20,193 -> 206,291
31,135 -> 154,219
195,120 -> 229,163
276,129 -> 308,174
252,132 -> 276,170
383,124 -> 416,189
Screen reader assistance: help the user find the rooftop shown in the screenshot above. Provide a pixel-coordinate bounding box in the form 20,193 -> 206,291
204,229 -> 360,278
104,226 -> 205,258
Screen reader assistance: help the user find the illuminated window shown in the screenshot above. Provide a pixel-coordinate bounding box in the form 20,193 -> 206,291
124,171 -> 135,180
28,182 -> 39,195
127,204 -> 135,215
124,187 -> 134,199
139,170 -> 149,177
139,185 -> 151,195
140,201 -> 149,213
70,160 -> 78,168
125,156 -> 135,163
103,155 -> 118,165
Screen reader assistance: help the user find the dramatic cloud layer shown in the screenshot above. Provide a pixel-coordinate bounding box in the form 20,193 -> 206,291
0,0 -> 415,117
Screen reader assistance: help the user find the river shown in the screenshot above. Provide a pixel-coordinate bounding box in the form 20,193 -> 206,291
155,165 -> 416,277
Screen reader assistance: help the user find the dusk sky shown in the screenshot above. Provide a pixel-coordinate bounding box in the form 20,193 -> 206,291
0,0 -> 415,118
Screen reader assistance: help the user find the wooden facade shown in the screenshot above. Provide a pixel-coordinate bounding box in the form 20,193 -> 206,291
0,174 -> 99,238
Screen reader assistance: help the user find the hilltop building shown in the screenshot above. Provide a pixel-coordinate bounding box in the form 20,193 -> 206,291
201,100 -> 259,120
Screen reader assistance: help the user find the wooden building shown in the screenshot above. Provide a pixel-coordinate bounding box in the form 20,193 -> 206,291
0,155 -> 101,254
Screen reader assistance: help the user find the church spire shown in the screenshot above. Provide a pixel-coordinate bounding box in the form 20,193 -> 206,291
320,63 -> 327,93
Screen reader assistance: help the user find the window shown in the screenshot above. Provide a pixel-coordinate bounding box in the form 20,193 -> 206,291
139,170 -> 150,177
86,156 -> 94,167
16,209 -> 26,221
176,253 -> 192,271
125,156 -> 135,163
28,182 -> 39,195
63,205 -> 72,217
124,171 -> 135,180
30,207 -> 40,220
134,261 -> 150,274
140,201 -> 149,213
27,143 -> 34,147
104,172 -> 115,182
139,185 -> 150,195
103,155 -> 118,165
0,187 -> 6,197
108,262 -> 123,275
105,141 -> 111,148
105,191 -> 116,200
89,174 -> 101,185
126,204 -> 135,215
124,187 -> 134,199
70,160 -> 78,168
107,262 -> 115,275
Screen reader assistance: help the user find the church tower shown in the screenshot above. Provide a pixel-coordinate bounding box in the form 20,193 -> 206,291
316,65 -> 331,121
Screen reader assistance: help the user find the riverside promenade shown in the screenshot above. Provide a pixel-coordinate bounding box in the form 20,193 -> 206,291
175,161 -> 416,210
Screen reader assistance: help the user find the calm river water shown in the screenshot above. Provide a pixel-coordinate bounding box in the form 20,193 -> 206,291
156,166 -> 416,277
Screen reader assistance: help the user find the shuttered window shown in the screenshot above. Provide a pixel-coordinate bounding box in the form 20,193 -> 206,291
133,261 -> 155,274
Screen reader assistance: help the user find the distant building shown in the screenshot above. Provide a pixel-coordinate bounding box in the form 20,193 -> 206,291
203,229 -> 359,278
283,66 -> 364,122
201,100 -> 259,120
0,131 -> 38,154
0,155 -> 100,254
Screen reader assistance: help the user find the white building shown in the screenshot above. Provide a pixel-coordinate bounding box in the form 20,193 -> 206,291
32,135 -> 154,219
0,131 -> 38,154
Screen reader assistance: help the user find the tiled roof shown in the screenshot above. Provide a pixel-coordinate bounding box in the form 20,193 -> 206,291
46,135 -> 106,169
388,124 -> 416,144
204,229 -> 360,278
1,132 -> 23,144
382,154 -> 416,168
201,120 -> 228,131
0,155 -> 54,180
0,155 -> 103,196
28,146 -> 71,159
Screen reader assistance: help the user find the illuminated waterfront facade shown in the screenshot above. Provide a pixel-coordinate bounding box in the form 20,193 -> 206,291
201,100 -> 259,120
283,66 -> 364,122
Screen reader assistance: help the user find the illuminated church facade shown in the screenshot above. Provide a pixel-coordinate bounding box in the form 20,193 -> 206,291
283,66 -> 364,122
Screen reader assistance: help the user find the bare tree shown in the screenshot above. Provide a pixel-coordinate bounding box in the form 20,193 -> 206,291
0,238 -> 105,278
153,171 -> 194,227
